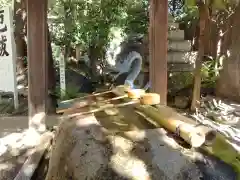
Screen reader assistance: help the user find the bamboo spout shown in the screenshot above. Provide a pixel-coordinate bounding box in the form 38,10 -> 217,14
112,86 -> 216,148
136,105 -> 216,148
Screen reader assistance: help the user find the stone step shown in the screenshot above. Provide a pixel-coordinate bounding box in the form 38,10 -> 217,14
168,30 -> 185,40
145,51 -> 197,64
168,40 -> 191,52
168,51 -> 197,64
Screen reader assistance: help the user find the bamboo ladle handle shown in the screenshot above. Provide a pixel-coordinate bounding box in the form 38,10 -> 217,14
67,92 -> 160,118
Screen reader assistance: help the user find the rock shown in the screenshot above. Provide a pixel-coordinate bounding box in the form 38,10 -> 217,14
63,69 -> 96,94
45,115 -> 110,180
114,72 -> 129,86
67,131 -> 108,179
174,96 -> 190,109
47,116 -> 188,179
46,113 -> 237,180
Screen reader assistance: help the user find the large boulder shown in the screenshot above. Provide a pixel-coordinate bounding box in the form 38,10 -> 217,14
46,114 -> 237,180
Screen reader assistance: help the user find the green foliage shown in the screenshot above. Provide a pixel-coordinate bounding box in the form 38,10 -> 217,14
168,0 -> 185,17
169,72 -> 194,91
50,0 -> 129,48
203,135 -> 240,178
185,0 -> 239,10
169,58 -> 221,90
123,0 -> 148,35
54,84 -> 87,100
48,0 -> 224,94
201,61 -> 217,88
185,0 -> 196,7
172,0 -> 198,33
201,56 -> 224,88
0,0 -> 11,8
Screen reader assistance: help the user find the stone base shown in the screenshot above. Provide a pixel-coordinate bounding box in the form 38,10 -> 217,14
45,114 -> 237,180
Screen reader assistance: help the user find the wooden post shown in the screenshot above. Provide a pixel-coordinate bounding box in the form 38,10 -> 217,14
26,0 -> 48,132
149,0 -> 168,105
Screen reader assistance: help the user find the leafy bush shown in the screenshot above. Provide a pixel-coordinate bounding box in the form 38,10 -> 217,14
54,84 -> 87,101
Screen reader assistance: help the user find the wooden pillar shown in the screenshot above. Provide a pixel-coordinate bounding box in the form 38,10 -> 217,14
27,0 -> 48,132
149,0 -> 168,105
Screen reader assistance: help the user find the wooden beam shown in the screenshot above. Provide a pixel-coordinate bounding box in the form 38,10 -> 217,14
149,0 -> 168,105
26,0 -> 48,132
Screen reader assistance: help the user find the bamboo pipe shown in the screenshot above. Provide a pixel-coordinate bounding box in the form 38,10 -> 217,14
155,104 -> 216,146
66,92 -> 160,118
95,88 -> 146,104
56,91 -> 113,113
67,100 -> 140,118
112,87 -> 216,148
61,90 -> 112,103
58,88 -> 145,114
136,105 -> 216,148
57,85 -> 131,114
112,88 -> 240,175
63,85 -> 130,103
57,101 -> 90,114
97,88 -> 146,103
57,95 -> 127,114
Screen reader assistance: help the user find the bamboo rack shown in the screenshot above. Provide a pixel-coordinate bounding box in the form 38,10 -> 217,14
136,105 -> 216,148
112,86 -> 216,148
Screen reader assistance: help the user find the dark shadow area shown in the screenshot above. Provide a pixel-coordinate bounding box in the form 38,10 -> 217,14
194,148 -> 238,180
31,146 -> 50,180
194,157 -> 238,180
165,131 -> 192,149
0,95 -> 28,117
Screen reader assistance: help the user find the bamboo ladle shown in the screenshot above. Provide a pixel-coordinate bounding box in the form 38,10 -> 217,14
57,85 -> 131,114
66,91 -> 160,118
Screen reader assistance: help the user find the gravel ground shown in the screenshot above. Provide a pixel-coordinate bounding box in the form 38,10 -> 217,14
0,127 -> 46,180
0,147 -> 33,180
